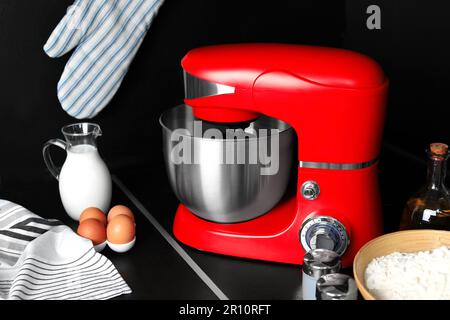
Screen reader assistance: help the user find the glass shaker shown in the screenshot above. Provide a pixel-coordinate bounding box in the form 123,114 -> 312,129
302,249 -> 341,300
316,273 -> 358,300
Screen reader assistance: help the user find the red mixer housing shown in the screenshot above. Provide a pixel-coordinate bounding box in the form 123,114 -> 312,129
173,44 -> 388,266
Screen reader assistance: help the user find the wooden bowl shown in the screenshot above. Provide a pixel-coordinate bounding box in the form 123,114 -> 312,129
353,229 -> 450,300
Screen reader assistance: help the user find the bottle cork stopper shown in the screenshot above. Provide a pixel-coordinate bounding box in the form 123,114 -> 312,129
430,143 -> 449,155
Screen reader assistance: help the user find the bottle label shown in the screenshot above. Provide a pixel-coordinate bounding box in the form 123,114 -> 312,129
422,209 -> 438,222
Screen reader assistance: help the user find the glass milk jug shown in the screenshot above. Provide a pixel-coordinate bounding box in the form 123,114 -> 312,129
43,123 -> 112,220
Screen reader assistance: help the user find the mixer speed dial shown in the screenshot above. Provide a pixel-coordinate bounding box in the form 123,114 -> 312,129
301,181 -> 320,200
300,216 -> 349,256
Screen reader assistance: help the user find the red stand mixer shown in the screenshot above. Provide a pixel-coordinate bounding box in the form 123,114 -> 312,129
160,44 -> 388,267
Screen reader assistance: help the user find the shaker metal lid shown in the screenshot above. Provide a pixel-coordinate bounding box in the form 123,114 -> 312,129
302,249 -> 341,278
316,273 -> 357,300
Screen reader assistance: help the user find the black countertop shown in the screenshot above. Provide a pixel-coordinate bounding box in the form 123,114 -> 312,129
0,143 -> 426,300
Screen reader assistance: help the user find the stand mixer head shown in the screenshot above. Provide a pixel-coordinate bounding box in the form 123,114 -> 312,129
161,43 -> 389,266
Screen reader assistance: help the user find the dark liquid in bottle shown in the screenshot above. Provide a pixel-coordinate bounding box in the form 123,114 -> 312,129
400,196 -> 450,231
400,143 -> 450,231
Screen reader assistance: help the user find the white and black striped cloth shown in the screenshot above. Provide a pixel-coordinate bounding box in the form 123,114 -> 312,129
0,200 -> 131,300
44,0 -> 164,119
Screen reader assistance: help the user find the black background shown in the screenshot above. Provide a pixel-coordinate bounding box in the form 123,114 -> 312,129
0,0 -> 449,228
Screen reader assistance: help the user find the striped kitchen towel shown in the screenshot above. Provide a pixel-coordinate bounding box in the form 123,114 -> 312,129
0,200 -> 131,300
44,0 -> 165,119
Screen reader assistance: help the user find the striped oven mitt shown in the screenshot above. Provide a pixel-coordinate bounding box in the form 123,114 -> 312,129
0,200 -> 131,300
44,0 -> 165,119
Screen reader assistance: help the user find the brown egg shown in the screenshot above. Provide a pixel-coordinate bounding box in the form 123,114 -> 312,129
80,207 -> 107,225
107,215 -> 135,244
77,218 -> 107,245
108,205 -> 135,223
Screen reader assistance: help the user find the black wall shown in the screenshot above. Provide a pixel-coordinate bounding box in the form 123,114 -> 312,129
0,0 -> 449,185
0,0 -> 345,183
346,0 -> 450,154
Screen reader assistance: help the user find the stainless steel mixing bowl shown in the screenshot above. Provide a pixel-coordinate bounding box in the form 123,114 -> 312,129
160,105 -> 293,223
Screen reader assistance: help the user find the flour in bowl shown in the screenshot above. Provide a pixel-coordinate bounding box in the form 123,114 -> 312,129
364,246 -> 450,300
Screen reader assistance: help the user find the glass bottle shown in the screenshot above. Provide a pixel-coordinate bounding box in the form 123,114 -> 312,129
400,143 -> 450,230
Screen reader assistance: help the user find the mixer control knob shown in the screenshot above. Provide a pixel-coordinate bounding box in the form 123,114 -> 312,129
299,216 -> 349,256
311,231 -> 335,251
301,181 -> 320,200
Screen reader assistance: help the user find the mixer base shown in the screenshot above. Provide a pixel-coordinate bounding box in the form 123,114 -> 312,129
173,197 -> 306,265
173,163 -> 384,267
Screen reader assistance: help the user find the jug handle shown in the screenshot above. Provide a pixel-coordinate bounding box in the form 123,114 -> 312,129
43,139 -> 67,181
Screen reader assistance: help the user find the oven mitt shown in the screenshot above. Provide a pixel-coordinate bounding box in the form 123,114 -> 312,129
44,0 -> 164,119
